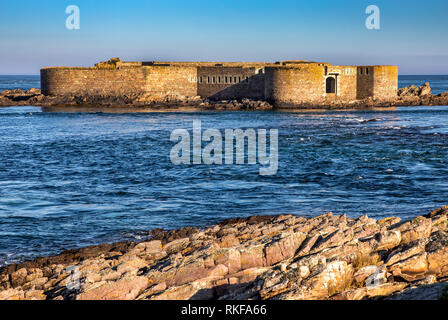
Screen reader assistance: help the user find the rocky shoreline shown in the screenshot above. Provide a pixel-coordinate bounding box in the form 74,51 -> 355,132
1,206 -> 448,300
1,83 -> 448,110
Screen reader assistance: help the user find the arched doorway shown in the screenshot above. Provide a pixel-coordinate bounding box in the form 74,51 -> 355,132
326,77 -> 336,94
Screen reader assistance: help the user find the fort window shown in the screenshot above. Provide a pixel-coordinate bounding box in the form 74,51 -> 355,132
225,76 -> 228,84
326,77 -> 336,94
207,76 -> 210,84
238,76 -> 241,83
366,68 -> 369,75
199,76 -> 203,84
218,76 -> 221,84
234,76 -> 237,83
212,76 -> 216,84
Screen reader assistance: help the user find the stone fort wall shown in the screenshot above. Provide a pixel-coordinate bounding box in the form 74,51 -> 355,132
264,64 -> 326,107
197,66 -> 265,100
373,66 -> 399,101
41,67 -> 147,96
40,59 -> 398,106
41,65 -> 197,98
264,63 -> 397,107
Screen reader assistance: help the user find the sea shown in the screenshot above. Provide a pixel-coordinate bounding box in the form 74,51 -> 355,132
0,75 -> 447,266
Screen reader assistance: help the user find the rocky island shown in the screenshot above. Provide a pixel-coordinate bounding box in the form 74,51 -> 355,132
1,206 -> 448,300
1,58 -> 448,110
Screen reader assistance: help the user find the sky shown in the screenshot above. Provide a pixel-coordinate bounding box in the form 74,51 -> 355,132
0,0 -> 447,75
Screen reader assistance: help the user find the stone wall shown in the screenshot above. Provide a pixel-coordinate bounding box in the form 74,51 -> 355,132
373,66 -> 398,101
40,60 -> 398,105
264,63 -> 397,107
356,67 -> 375,100
329,66 -> 357,101
40,67 -> 148,96
142,66 -> 197,100
197,66 -> 265,100
355,66 -> 398,101
264,64 -> 326,107
41,65 -> 198,99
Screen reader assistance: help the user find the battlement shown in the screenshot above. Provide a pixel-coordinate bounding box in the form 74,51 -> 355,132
40,58 -> 398,107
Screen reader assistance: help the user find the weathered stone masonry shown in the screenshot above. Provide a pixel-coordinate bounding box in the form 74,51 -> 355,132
40,59 -> 398,107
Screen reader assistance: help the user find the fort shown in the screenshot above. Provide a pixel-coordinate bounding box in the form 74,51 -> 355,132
40,58 -> 398,108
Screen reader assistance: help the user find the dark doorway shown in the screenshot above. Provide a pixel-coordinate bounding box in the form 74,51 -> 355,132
326,77 -> 336,93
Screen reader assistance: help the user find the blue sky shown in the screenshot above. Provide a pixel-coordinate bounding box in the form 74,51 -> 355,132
0,0 -> 447,74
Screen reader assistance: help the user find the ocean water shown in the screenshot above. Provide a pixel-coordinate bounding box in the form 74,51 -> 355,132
0,76 -> 447,266
0,75 -> 40,91
399,75 -> 448,95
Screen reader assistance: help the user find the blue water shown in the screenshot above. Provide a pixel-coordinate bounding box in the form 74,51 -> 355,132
0,76 -> 448,266
399,75 -> 448,95
0,75 -> 40,91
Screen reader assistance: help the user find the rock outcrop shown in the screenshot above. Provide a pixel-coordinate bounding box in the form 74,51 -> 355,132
0,88 -> 45,106
0,88 -> 274,110
394,82 -> 448,106
398,83 -> 432,98
1,206 -> 448,300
